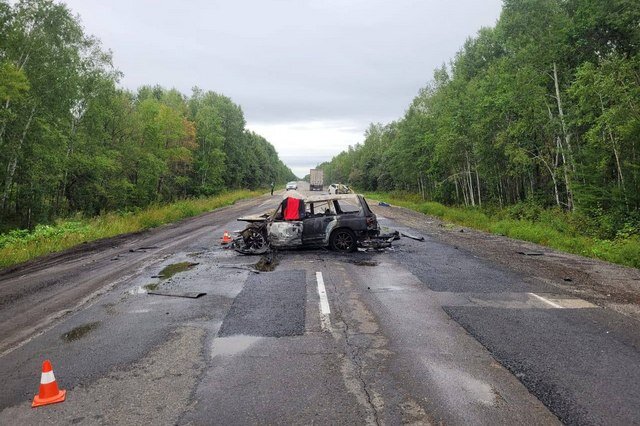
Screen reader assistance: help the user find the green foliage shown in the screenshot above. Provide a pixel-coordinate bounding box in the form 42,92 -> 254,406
0,1 -> 295,234
0,190 -> 260,268
323,0 -> 639,241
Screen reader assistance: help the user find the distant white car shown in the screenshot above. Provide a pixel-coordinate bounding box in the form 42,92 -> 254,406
286,181 -> 298,191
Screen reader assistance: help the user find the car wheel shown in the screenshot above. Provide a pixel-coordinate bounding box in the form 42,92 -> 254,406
237,226 -> 269,254
330,228 -> 357,252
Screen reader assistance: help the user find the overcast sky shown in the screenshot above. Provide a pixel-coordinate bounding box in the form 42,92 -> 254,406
61,0 -> 503,178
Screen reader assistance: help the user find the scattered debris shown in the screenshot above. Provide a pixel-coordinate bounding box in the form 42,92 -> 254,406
218,264 -> 260,274
255,253 -> 279,272
147,291 -> 206,298
61,322 -> 100,342
380,230 -> 401,240
517,251 -> 544,256
400,231 -> 425,241
378,201 -> 390,207
128,246 -> 159,253
360,235 -> 395,250
157,262 -> 199,278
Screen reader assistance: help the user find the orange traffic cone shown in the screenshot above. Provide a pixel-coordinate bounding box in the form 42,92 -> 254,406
32,360 -> 66,407
221,230 -> 232,245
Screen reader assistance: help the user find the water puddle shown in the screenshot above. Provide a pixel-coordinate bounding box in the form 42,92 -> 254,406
210,335 -> 261,357
255,254 -> 279,272
158,262 -> 199,278
61,321 -> 100,342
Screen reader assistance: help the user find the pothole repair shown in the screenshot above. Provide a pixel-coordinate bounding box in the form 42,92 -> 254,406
61,321 -> 100,342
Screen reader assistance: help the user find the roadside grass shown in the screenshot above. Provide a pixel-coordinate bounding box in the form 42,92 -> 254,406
0,190 -> 261,269
366,191 -> 640,269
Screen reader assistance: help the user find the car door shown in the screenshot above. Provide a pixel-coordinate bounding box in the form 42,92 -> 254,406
268,221 -> 303,247
302,201 -> 335,244
266,201 -> 303,247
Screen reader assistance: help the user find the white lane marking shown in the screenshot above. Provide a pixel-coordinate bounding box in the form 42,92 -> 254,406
528,292 -> 564,309
316,272 -> 332,331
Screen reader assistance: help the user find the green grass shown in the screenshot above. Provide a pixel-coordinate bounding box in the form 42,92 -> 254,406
366,191 -> 640,269
0,190 -> 261,269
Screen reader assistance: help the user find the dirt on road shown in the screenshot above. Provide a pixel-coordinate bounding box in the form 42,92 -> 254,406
0,194 -> 273,356
2,193 -> 639,356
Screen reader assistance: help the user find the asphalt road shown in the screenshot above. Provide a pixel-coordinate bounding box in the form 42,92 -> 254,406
1,181 -> 639,425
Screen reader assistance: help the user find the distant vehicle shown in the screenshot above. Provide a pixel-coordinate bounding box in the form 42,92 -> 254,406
328,183 -> 351,194
233,194 -> 397,254
286,181 -> 298,191
310,169 -> 323,191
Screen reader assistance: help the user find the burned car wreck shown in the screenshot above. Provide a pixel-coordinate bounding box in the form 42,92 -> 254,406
232,194 -> 397,254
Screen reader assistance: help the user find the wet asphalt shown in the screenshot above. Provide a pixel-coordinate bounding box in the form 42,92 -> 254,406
0,184 -> 639,425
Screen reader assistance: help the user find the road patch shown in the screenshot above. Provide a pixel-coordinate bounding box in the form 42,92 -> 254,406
444,306 -> 640,425
218,270 -> 306,337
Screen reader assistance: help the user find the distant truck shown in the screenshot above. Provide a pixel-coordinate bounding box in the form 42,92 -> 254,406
310,169 -> 323,191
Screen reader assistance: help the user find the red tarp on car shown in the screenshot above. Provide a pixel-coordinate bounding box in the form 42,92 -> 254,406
282,197 -> 304,220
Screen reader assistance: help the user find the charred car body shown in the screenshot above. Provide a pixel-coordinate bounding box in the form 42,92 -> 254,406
233,194 -> 395,254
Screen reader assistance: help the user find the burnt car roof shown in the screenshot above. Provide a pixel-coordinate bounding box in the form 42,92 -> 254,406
303,193 -> 361,203
236,194 -> 365,223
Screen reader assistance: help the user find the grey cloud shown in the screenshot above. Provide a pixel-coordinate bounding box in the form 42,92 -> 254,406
62,0 -> 502,173
64,0 -> 502,125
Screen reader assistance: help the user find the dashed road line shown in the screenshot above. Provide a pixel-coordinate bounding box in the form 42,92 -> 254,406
316,272 -> 332,331
528,292 -> 564,309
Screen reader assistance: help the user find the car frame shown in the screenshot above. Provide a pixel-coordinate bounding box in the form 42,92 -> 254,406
234,193 -> 385,254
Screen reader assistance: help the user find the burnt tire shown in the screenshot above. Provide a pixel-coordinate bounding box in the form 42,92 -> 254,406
330,228 -> 357,253
235,225 -> 269,255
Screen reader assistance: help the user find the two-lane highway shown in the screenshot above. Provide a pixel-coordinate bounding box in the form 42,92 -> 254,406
1,182 -> 639,425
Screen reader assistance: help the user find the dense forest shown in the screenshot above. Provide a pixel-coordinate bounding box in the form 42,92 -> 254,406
0,0 -> 295,231
321,0 -> 639,239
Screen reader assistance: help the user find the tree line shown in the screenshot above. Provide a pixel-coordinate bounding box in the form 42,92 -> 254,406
320,0 -> 639,238
0,0 -> 295,231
